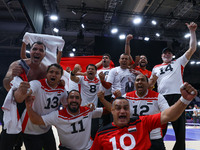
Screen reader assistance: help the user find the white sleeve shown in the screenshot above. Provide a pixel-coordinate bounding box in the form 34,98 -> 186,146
60,90 -> 68,106
176,53 -> 189,67
42,110 -> 59,126
107,68 -> 115,84
77,76 -> 84,84
158,94 -> 169,111
92,108 -> 103,118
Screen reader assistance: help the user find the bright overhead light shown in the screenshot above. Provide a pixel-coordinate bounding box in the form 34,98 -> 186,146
111,28 -> 118,34
69,52 -> 74,57
198,41 -> 200,46
119,34 -> 126,40
172,55 -> 175,58
151,20 -> 157,25
26,50 -> 30,54
144,37 -> 150,41
50,15 -> 58,21
81,23 -> 85,29
184,33 -> 190,38
53,28 -> 59,33
196,61 -> 200,64
190,61 -> 195,65
72,48 -> 76,52
133,17 -> 142,24
156,33 -> 160,37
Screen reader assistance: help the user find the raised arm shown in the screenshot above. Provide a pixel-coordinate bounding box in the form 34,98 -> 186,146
70,64 -> 81,83
161,82 -> 197,125
57,51 -> 62,64
184,22 -> 197,60
125,34 -> 134,65
25,96 -> 45,125
95,60 -> 103,69
3,61 -> 23,91
20,42 -> 27,59
97,91 -> 112,112
148,74 -> 158,90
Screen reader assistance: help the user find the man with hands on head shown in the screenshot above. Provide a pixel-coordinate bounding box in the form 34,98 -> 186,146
91,82 -> 197,150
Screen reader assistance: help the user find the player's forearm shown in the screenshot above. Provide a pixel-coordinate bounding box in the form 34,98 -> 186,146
14,89 -> 28,103
95,60 -> 103,69
189,30 -> 197,52
20,42 -> 27,59
101,80 -> 111,89
125,40 -> 131,55
161,100 -> 187,125
57,51 -> 62,64
3,76 -> 13,91
99,97 -> 112,112
26,106 -> 45,125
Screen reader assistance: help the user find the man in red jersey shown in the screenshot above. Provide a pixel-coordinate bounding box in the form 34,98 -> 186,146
91,82 -> 197,150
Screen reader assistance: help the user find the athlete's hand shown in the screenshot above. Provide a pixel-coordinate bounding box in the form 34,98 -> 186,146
186,22 -> 197,32
98,71 -> 105,81
58,79 -> 65,87
72,64 -> 82,74
180,82 -> 197,101
18,81 -> 32,96
12,65 -> 23,78
66,67 -> 71,73
126,34 -> 133,42
25,96 -> 35,108
85,103 -> 96,111
98,91 -> 105,100
113,90 -> 121,98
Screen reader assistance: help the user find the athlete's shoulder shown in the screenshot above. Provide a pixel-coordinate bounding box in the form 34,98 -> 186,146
153,63 -> 166,68
147,90 -> 159,97
96,123 -> 117,136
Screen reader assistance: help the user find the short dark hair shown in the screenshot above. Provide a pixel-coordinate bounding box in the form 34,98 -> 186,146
68,90 -> 81,99
112,97 -> 129,106
120,53 -> 130,59
136,74 -> 148,83
47,63 -> 63,76
86,64 -> 97,71
31,41 -> 46,50
103,53 -> 111,59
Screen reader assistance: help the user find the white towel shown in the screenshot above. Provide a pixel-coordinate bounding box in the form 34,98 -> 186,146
2,77 -> 23,134
23,32 -> 65,66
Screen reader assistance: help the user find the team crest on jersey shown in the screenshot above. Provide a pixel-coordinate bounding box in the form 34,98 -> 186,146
147,100 -> 153,105
128,126 -> 137,132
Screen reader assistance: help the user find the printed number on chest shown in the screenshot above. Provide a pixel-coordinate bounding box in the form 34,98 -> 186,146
159,64 -> 173,75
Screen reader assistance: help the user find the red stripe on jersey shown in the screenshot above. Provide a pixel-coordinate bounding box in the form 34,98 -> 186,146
39,78 -> 65,90
22,111 -> 29,133
181,65 -> 184,82
125,90 -> 159,101
41,86 -> 65,93
83,76 -> 99,83
98,67 -> 112,71
153,63 -> 168,68
58,106 -> 91,120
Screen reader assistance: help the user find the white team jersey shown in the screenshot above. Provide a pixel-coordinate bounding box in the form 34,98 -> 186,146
61,70 -> 79,92
124,90 -> 169,139
42,107 -> 103,150
97,67 -> 112,96
78,76 -> 101,106
151,54 -> 188,95
107,66 -> 136,97
21,78 -> 68,135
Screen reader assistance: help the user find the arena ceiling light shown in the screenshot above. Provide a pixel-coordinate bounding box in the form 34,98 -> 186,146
196,62 -> 200,65
72,48 -> 76,52
69,52 -> 74,57
111,28 -> 118,34
151,20 -> 157,25
184,33 -> 190,38
190,61 -> 195,65
172,55 -> 175,58
26,50 -> 30,54
144,37 -> 150,41
53,28 -> 59,33
156,33 -> 160,37
50,14 -> 58,21
81,23 -> 85,29
198,41 -> 200,46
133,17 -> 142,25
119,34 -> 126,40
